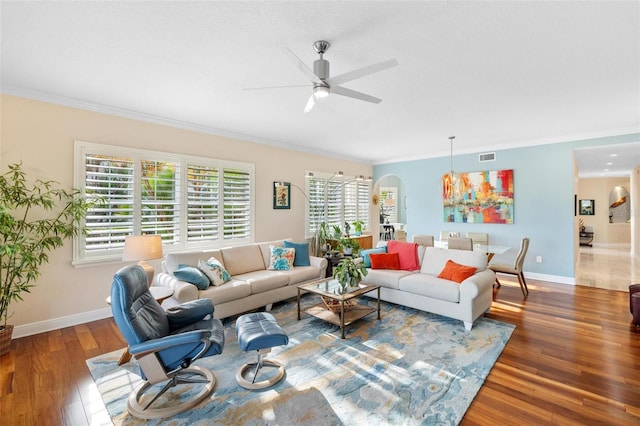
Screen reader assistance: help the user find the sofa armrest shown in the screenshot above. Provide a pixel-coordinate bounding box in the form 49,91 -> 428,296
309,255 -> 328,277
155,272 -> 199,304
459,269 -> 496,302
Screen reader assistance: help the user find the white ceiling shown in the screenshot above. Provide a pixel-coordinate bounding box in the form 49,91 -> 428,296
1,1 -> 639,176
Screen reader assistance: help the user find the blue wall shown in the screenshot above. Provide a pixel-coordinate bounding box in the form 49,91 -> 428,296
373,133 -> 639,280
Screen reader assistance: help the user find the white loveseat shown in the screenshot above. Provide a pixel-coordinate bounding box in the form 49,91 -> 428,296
154,239 -> 327,319
362,245 -> 495,330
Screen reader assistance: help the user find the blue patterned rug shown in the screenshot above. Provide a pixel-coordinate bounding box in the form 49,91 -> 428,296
86,295 -> 514,425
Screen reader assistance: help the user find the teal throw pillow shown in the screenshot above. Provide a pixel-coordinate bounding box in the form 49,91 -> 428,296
283,241 -> 311,266
268,246 -> 295,270
360,247 -> 387,268
173,264 -> 210,290
198,257 -> 231,286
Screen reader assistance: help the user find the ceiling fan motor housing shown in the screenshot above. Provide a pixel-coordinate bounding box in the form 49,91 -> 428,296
313,59 -> 330,81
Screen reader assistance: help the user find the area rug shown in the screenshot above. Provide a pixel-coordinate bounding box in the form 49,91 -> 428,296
87,296 -> 515,425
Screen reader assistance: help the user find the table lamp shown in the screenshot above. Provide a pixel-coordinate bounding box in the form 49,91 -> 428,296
123,235 -> 163,286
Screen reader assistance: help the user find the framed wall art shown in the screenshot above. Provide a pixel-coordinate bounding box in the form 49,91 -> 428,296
579,199 -> 595,215
442,169 -> 514,224
273,182 -> 290,209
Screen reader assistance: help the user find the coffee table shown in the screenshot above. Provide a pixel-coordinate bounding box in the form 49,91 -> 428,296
297,278 -> 380,339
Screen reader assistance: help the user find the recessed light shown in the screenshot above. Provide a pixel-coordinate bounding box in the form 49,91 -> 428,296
606,162 -> 613,165
604,169 -> 610,172
610,153 -> 618,157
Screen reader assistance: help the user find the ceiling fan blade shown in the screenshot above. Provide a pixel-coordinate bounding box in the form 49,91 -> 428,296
303,93 -> 316,113
243,84 -> 309,91
331,86 -> 382,104
326,58 -> 398,87
285,47 -> 322,84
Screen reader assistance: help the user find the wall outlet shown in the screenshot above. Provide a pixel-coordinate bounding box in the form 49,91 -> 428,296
536,256 -> 543,263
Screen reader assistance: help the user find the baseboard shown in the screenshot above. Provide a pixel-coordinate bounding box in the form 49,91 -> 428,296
13,307 -> 113,339
525,272 -> 575,285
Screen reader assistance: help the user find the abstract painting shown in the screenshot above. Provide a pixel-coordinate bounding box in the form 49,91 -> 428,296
442,169 -> 514,224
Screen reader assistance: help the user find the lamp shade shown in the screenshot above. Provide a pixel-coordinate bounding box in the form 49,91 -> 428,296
123,235 -> 163,261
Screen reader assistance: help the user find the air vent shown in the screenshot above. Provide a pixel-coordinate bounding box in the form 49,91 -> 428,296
479,152 -> 496,162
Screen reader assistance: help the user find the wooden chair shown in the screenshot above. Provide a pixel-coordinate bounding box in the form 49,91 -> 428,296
412,235 -> 434,247
447,237 -> 473,250
489,237 -> 530,297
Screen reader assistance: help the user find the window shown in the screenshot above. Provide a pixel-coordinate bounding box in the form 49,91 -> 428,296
306,173 -> 370,236
74,141 -> 254,264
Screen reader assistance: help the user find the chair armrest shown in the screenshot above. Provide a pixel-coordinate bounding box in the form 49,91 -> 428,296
129,329 -> 212,356
166,299 -> 214,330
155,272 -> 199,303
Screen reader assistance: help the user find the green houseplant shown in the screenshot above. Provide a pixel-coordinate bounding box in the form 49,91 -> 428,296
352,220 -> 365,236
338,237 -> 360,256
333,257 -> 368,293
0,163 -> 98,355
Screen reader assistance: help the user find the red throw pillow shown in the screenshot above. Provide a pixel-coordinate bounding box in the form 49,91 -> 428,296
387,240 -> 420,271
369,253 -> 401,270
437,259 -> 477,284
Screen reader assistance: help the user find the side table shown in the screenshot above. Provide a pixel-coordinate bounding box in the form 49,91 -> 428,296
106,286 -> 174,365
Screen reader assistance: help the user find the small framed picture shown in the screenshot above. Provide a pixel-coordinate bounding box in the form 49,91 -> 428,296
273,182 -> 290,209
579,199 -> 595,215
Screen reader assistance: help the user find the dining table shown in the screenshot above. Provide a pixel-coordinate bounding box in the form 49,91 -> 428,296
434,240 -> 510,262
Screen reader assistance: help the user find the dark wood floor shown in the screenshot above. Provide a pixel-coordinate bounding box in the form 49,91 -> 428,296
1,277 -> 639,425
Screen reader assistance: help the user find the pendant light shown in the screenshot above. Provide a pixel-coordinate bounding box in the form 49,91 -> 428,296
446,136 -> 459,205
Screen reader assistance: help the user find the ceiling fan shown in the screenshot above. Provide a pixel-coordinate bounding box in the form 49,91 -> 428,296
246,40 -> 398,113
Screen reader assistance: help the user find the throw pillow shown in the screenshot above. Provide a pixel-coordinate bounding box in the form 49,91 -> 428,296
437,259 -> 477,283
387,240 -> 421,271
369,252 -> 401,270
283,240 -> 311,266
268,246 -> 295,271
360,246 -> 387,268
198,257 -> 231,286
173,264 -> 210,290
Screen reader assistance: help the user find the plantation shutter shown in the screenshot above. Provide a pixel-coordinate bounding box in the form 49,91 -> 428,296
187,164 -> 219,242
140,160 -> 180,244
343,181 -> 358,228
222,168 -> 251,241
356,181 -> 370,230
83,155 -> 134,254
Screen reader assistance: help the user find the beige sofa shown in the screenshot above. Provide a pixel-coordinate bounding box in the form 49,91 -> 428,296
154,239 -> 327,319
362,245 -> 495,330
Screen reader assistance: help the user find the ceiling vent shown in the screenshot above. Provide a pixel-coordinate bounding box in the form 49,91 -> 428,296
479,152 -> 496,162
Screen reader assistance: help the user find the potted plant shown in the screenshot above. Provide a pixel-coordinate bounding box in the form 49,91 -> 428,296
0,163 -> 99,355
352,220 -> 365,236
333,257 -> 368,293
338,237 -> 360,256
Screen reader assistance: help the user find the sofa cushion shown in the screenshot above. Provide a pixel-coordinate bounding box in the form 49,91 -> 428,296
165,250 -> 222,274
283,241 -> 311,266
198,279 -> 252,305
277,266 -> 321,285
267,246 -> 296,270
235,270 -> 290,294
387,240 -> 420,271
363,269 -> 415,290
370,252 -> 401,270
198,257 -> 231,286
420,247 -> 487,275
360,246 -> 387,268
222,244 -> 266,276
398,274 -> 461,303
437,260 -> 477,284
173,265 -> 210,290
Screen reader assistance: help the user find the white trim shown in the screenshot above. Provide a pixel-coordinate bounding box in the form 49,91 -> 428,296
12,307 -> 113,339
524,272 -> 575,285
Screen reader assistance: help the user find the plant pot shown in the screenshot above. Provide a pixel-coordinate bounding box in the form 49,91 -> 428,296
0,325 -> 14,356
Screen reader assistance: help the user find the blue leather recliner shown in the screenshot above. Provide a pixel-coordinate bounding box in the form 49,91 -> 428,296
110,265 -> 225,419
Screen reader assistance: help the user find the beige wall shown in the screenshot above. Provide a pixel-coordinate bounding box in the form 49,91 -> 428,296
578,176 -> 631,245
0,94 -> 372,331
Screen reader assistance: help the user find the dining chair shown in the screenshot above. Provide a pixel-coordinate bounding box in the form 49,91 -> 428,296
489,237 -> 530,297
447,237 -> 473,250
440,231 -> 459,241
466,232 -> 488,245
412,235 -> 434,247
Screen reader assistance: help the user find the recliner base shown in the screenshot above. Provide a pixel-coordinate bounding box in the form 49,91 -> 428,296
127,366 -> 215,420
